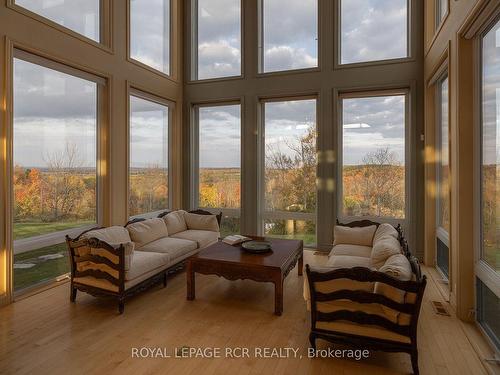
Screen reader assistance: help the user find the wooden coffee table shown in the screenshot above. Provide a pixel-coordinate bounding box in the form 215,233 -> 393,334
186,237 -> 303,315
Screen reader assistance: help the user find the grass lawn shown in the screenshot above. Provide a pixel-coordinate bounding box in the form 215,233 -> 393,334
14,243 -> 69,291
265,233 -> 316,246
14,220 -> 95,240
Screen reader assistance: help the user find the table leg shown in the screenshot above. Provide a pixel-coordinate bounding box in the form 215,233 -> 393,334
298,252 -> 303,276
187,261 -> 195,301
274,276 -> 283,316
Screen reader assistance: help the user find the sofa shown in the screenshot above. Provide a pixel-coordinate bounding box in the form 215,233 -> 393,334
304,220 -> 426,375
66,209 -> 221,313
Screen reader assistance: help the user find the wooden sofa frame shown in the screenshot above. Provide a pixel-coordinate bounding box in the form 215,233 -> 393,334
306,219 -> 427,374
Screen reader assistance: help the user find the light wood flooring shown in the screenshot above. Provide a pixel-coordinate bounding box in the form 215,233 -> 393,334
0,250 -> 490,375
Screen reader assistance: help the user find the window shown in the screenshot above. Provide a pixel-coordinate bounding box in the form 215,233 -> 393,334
13,53 -> 100,291
477,18 -> 499,351
340,0 -> 408,65
130,0 -> 170,75
341,93 -> 406,218
263,99 -> 317,245
436,0 -> 448,28
15,0 -> 100,42
129,93 -> 170,217
436,75 -> 450,278
260,0 -> 318,73
197,104 -> 241,236
195,0 -> 241,80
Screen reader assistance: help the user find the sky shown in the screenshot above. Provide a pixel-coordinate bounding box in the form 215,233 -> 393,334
11,1 -> 499,170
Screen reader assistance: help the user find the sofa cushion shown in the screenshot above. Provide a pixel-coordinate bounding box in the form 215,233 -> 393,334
371,234 -> 402,269
184,212 -> 220,232
333,225 -> 377,247
373,223 -> 399,243
139,237 -> 198,262
163,210 -> 188,235
374,253 -> 413,323
82,227 -> 134,270
171,230 -> 219,248
329,244 -> 372,258
326,255 -> 373,269
125,251 -> 170,281
127,218 -> 169,248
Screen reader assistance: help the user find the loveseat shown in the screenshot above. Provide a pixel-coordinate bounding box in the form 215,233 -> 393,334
66,209 -> 221,313
304,220 -> 426,374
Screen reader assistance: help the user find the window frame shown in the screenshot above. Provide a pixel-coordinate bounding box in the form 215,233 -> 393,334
7,0 -> 112,52
258,95 -> 319,244
336,0 -> 413,69
189,0 -> 244,82
257,0 -> 320,75
10,48 -> 107,296
127,87 -> 174,219
435,0 -> 449,32
191,101 -> 242,222
127,0 -> 173,78
337,89 -> 410,225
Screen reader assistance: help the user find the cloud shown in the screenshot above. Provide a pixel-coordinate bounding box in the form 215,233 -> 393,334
264,46 -> 317,72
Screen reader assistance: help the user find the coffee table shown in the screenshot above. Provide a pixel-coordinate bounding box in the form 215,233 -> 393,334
186,237 -> 303,315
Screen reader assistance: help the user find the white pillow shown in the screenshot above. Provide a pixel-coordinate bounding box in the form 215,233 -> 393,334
371,234 -> 402,269
127,218 -> 168,248
83,226 -> 132,244
184,212 -> 220,232
163,210 -> 188,235
333,225 -> 377,247
373,223 -> 399,243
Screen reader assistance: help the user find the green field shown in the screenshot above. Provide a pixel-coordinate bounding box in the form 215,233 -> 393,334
14,220 -> 94,240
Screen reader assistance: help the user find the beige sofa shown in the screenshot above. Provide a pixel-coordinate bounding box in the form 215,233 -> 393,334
66,210 -> 220,313
304,220 -> 426,375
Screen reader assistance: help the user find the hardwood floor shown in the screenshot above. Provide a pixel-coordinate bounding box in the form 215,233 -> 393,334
0,250 -> 489,375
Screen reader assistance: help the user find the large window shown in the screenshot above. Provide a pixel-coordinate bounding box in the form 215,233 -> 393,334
341,93 -> 406,219
130,0 -> 170,75
260,0 -> 318,73
263,99 -> 317,245
340,0 -> 408,65
195,0 -> 241,80
477,18 -> 499,351
436,75 -> 450,278
13,52 -> 100,292
14,0 -> 100,42
197,104 -> 241,237
129,93 -> 170,217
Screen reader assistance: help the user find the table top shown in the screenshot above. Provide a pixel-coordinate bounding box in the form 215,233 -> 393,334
189,237 -> 303,269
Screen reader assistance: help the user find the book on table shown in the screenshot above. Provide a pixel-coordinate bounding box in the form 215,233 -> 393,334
222,234 -> 252,246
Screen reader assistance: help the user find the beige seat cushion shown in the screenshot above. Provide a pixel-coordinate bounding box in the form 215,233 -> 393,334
326,254 -> 373,269
139,237 -> 198,262
163,210 -> 188,235
333,225 -> 377,247
329,244 -> 372,258
83,226 -> 132,244
371,234 -> 402,269
171,230 -> 219,248
125,251 -> 170,281
127,218 -> 169,248
184,212 -> 220,232
316,321 -> 410,344
375,253 -> 413,323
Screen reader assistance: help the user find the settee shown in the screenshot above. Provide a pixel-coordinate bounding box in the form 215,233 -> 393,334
304,220 -> 426,374
66,209 -> 221,313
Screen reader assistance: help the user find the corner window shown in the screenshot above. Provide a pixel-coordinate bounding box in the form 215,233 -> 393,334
129,92 -> 170,217
340,0 -> 409,65
262,98 -> 317,245
196,104 -> 241,236
194,0 -> 241,80
260,0 -> 318,73
15,0 -> 101,42
13,51 -> 102,291
130,0 -> 171,75
340,93 -> 407,218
